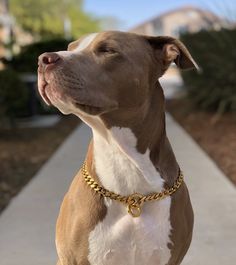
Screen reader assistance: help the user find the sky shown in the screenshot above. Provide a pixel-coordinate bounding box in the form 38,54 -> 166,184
84,0 -> 236,30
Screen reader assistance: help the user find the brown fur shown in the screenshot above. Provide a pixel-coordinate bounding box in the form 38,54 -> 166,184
56,143 -> 107,265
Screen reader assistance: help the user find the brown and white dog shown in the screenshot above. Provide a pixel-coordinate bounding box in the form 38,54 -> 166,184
38,31 -> 197,265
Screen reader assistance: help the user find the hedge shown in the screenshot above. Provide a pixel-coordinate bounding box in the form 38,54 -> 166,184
0,38 -> 73,121
0,68 -> 28,125
6,38 -> 73,73
180,28 -> 236,113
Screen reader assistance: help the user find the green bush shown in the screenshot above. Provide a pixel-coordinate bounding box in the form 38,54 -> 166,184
0,69 -> 28,124
180,28 -> 236,113
7,38 -> 73,73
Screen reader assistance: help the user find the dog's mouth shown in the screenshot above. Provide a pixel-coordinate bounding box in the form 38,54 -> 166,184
41,81 -> 52,106
75,102 -> 105,115
38,67 -> 119,116
38,68 -> 52,106
74,98 -> 119,116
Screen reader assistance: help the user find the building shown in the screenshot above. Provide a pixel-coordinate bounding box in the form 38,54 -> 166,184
130,5 -> 230,37
130,5 -> 232,82
0,0 -> 12,60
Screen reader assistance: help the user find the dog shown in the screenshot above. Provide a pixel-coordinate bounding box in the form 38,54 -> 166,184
38,31 -> 197,265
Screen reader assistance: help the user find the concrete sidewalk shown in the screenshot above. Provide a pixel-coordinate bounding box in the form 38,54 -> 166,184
0,115 -> 235,265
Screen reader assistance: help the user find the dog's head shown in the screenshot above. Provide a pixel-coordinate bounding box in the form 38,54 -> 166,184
38,31 -> 197,120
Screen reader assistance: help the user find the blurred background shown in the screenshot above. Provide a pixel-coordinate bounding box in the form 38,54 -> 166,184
0,0 -> 235,219
0,1 -> 236,264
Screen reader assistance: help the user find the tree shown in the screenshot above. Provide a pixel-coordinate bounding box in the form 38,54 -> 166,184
10,0 -> 100,39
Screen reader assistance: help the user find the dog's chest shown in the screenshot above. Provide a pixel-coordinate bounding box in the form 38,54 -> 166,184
88,198 -> 172,265
88,128 -> 172,264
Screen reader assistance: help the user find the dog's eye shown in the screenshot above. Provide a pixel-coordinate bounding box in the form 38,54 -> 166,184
96,44 -> 118,55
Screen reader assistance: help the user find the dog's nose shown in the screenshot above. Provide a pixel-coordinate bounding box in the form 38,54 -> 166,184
38,52 -> 61,66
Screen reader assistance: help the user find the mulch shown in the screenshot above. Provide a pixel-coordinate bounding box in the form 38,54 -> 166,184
0,115 -> 80,213
166,99 -> 236,185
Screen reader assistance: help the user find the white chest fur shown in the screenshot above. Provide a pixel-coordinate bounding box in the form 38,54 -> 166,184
88,198 -> 172,265
87,127 -> 172,265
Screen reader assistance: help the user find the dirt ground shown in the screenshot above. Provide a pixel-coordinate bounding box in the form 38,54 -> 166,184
1,101 -> 235,214
167,99 -> 236,185
0,115 -> 80,213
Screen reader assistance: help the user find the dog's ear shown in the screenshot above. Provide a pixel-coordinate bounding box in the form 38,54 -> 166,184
145,35 -> 199,74
68,39 -> 81,51
67,34 -> 92,51
67,35 -> 88,51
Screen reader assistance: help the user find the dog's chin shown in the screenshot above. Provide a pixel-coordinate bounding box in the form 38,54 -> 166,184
48,97 -> 73,115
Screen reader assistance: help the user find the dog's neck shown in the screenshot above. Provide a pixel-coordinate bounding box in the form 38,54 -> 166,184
81,82 -> 179,196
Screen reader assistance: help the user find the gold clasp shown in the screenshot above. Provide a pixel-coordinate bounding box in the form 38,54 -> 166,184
127,193 -> 143,218
128,204 -> 141,217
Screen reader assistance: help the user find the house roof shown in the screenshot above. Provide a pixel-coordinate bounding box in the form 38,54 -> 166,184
130,5 -> 226,31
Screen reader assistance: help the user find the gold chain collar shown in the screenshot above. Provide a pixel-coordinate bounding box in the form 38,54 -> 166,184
82,162 -> 184,218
